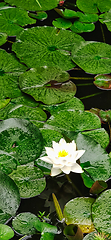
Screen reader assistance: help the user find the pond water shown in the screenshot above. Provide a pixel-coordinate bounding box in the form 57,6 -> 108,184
0,0 -> 111,240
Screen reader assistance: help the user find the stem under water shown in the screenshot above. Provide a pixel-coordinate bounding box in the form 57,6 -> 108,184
66,174 -> 82,196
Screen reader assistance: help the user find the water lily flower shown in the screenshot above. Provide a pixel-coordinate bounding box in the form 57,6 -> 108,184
40,138 -> 85,176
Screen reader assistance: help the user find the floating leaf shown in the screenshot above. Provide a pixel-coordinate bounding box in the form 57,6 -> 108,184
99,109 -> 111,122
76,0 -> 111,13
40,97 -> 84,115
45,110 -> 101,133
34,218 -> 58,234
0,118 -> 43,165
4,0 -> 59,11
0,224 -> 14,240
0,49 -> 27,100
19,67 -> 76,105
76,133 -> 111,187
99,9 -> 111,31
94,74 -> 111,90
82,128 -> 109,149
71,41 -> 111,74
0,171 -> 20,216
0,150 -> 17,175
12,26 -> 84,71
63,197 -> 95,233
8,105 -> 47,122
29,11 -> 48,21
9,164 -> 46,198
71,21 -> 95,33
92,189 -> 111,236
12,212 -> 37,235
52,18 -> 72,29
0,7 -> 36,36
0,32 -> 7,45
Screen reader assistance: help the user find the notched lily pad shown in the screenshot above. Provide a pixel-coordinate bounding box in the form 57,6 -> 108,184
19,67 -> 76,105
12,26 -> 84,71
99,9 -> 111,31
0,32 -> 7,45
0,7 -> 36,36
29,11 -> 48,21
0,150 -> 17,175
0,224 -> 14,240
71,21 -> 95,33
76,0 -> 111,13
4,0 -> 59,11
94,74 -> 111,90
0,118 -> 43,165
52,18 -> 72,29
72,41 -> 111,74
63,197 -> 95,233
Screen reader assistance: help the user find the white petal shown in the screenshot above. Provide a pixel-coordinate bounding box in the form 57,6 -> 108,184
40,156 -> 52,164
53,163 -> 63,168
74,150 -> 85,161
59,138 -> 66,145
61,166 -> 71,174
45,147 -> 56,159
71,163 -> 84,173
51,167 -> 62,176
52,141 -> 60,152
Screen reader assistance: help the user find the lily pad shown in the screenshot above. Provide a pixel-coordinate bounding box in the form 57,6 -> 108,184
63,197 -> 95,233
0,170 -> 20,216
0,210 -> 11,224
4,0 -> 59,11
40,97 -> 84,115
0,99 -> 10,110
71,21 -> 95,33
9,164 -> 46,198
92,189 -> 111,236
0,150 -> 17,175
19,67 -> 76,105
0,224 -> 14,240
29,11 -> 48,21
99,9 -> 111,31
0,7 -> 36,36
76,0 -> 111,13
8,105 -> 47,121
76,133 -> 111,187
34,218 -> 58,239
71,41 -> 111,74
12,26 -> 84,71
0,32 -> 7,45
12,212 -> 37,235
94,74 -> 111,90
52,18 -> 72,29
0,118 -> 43,165
99,109 -> 111,122
0,49 -> 27,100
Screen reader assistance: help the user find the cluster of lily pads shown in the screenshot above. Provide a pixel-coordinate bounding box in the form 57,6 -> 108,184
0,0 -> 111,239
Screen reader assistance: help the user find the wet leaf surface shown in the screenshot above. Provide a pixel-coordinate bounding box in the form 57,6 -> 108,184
76,0 -> 111,13
0,224 -> 14,240
94,74 -> 111,90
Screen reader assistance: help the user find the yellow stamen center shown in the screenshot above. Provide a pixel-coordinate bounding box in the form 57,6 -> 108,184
58,150 -> 68,157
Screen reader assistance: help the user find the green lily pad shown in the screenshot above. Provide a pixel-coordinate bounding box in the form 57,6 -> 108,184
9,164 -> 46,198
12,212 -> 37,235
99,109 -> 111,122
71,41 -> 111,74
8,105 -> 47,121
71,21 -> 95,33
52,18 -> 72,29
0,170 -> 20,216
12,26 -> 84,71
0,118 -> 43,165
76,133 -> 111,187
34,218 -> 58,239
63,197 -> 95,233
29,11 -> 48,21
62,9 -> 98,22
40,97 -> 84,115
0,7 -> 36,36
46,110 -> 101,133
94,74 -> 111,90
4,0 -> 59,11
0,210 -> 11,225
0,32 -> 7,45
0,49 -> 27,100
0,99 -> 10,110
82,128 -> 109,149
76,0 -> 111,13
0,224 -> 14,240
19,67 -> 76,105
0,150 -> 17,175
99,9 -> 111,31
92,189 -> 111,236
